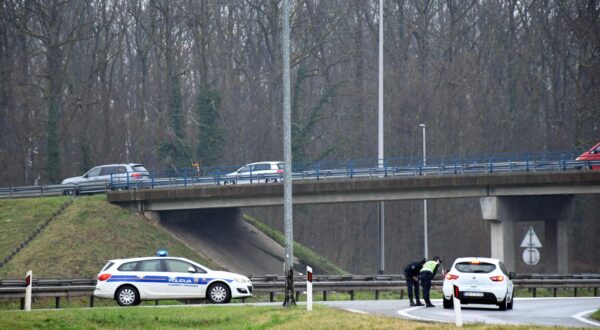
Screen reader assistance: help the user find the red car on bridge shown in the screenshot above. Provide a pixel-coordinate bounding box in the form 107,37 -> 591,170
576,142 -> 600,170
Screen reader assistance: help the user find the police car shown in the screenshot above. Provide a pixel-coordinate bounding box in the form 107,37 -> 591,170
94,251 -> 252,306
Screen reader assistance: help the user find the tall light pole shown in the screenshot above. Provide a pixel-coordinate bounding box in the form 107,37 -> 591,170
377,0 -> 385,275
282,0 -> 295,307
419,124 -> 428,259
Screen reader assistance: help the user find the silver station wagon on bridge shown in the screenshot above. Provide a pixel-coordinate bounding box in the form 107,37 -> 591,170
61,163 -> 149,195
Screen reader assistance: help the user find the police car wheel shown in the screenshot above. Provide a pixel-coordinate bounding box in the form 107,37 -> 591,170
207,283 -> 231,304
116,285 -> 139,306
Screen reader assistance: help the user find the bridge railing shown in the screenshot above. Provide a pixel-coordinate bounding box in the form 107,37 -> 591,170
1,150 -> 600,198
1,274 -> 598,309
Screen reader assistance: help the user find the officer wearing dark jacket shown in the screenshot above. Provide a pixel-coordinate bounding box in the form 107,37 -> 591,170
419,256 -> 442,307
404,259 -> 426,306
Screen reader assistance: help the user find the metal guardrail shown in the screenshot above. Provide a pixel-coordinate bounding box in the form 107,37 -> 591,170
1,150 -> 599,199
1,274 -> 598,309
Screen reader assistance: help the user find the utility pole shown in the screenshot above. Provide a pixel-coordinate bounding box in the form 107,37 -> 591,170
420,123 -> 428,258
281,0 -> 295,307
377,0 -> 385,274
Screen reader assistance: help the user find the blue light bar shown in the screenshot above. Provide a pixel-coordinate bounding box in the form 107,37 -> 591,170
156,249 -> 169,257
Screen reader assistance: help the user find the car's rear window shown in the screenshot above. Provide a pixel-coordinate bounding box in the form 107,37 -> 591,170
101,262 -> 114,272
455,262 -> 496,273
277,163 -> 284,169
118,261 -> 138,271
132,165 -> 147,172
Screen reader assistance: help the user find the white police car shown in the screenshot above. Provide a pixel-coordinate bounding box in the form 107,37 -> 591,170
442,257 -> 515,310
94,252 -> 252,306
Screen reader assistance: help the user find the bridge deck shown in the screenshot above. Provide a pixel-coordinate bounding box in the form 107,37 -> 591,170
106,171 -> 600,211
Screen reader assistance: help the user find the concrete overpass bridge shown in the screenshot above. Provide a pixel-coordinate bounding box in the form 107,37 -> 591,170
107,171 -> 600,273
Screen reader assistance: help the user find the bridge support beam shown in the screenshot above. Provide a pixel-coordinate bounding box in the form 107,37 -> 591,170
480,196 -> 573,273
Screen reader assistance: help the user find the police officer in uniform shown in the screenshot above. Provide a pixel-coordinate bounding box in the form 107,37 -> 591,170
419,256 -> 442,307
403,259 -> 426,306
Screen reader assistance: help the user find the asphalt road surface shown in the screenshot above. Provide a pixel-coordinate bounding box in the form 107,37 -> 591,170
322,297 -> 600,328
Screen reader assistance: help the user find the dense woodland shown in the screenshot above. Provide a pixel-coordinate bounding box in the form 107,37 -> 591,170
0,0 -> 598,273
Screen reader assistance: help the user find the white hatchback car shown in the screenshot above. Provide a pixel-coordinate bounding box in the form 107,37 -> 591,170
94,255 -> 252,306
223,161 -> 284,184
442,257 -> 515,310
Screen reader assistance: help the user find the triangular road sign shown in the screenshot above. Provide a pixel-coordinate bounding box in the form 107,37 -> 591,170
520,226 -> 542,248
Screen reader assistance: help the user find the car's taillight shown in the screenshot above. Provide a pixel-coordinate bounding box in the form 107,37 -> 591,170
98,273 -> 112,281
131,173 -> 142,178
490,275 -> 504,282
446,273 -> 459,280
276,169 -> 283,174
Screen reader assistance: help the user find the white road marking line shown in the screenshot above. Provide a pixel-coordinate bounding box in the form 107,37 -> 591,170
573,310 -> 600,327
396,306 -> 453,324
343,308 -> 369,314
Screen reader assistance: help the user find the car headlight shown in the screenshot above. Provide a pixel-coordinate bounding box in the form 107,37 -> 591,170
234,278 -> 247,283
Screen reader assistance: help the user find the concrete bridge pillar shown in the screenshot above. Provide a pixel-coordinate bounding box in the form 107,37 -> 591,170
479,196 -> 573,273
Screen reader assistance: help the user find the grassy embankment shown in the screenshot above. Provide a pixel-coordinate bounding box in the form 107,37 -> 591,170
243,214 -> 348,275
0,196 -> 70,263
0,195 -> 218,279
0,305 -> 579,330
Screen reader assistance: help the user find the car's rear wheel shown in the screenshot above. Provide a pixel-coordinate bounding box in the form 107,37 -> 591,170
207,282 -> 231,304
498,295 -> 508,311
443,296 -> 453,309
116,285 -> 139,306
507,292 -> 514,310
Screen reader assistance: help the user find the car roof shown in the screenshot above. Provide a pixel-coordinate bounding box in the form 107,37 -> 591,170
93,163 -> 145,168
246,161 -> 283,165
453,257 -> 501,264
108,256 -> 189,263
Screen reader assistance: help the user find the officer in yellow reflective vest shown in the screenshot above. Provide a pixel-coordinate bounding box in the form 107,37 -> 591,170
419,256 -> 442,307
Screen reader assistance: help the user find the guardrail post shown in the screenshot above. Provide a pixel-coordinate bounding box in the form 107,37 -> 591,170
400,289 -> 404,300
532,288 -> 536,297
553,288 -> 557,297
323,291 -> 327,301
55,296 -> 60,309
269,292 -> 275,302
526,154 -> 530,172
295,291 -> 300,301
155,300 -> 159,305
250,168 -> 253,184
561,153 -> 566,171
20,298 -> 25,310
126,172 -> 130,189
90,295 -> 94,308
375,290 -> 379,300
453,158 -> 458,174
316,161 -> 320,180
384,159 -> 388,176
350,290 -> 354,300
40,185 -> 44,197
574,288 -> 577,297
349,161 -> 353,178
184,169 -> 188,187
151,173 -> 155,188
594,287 -> 598,296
